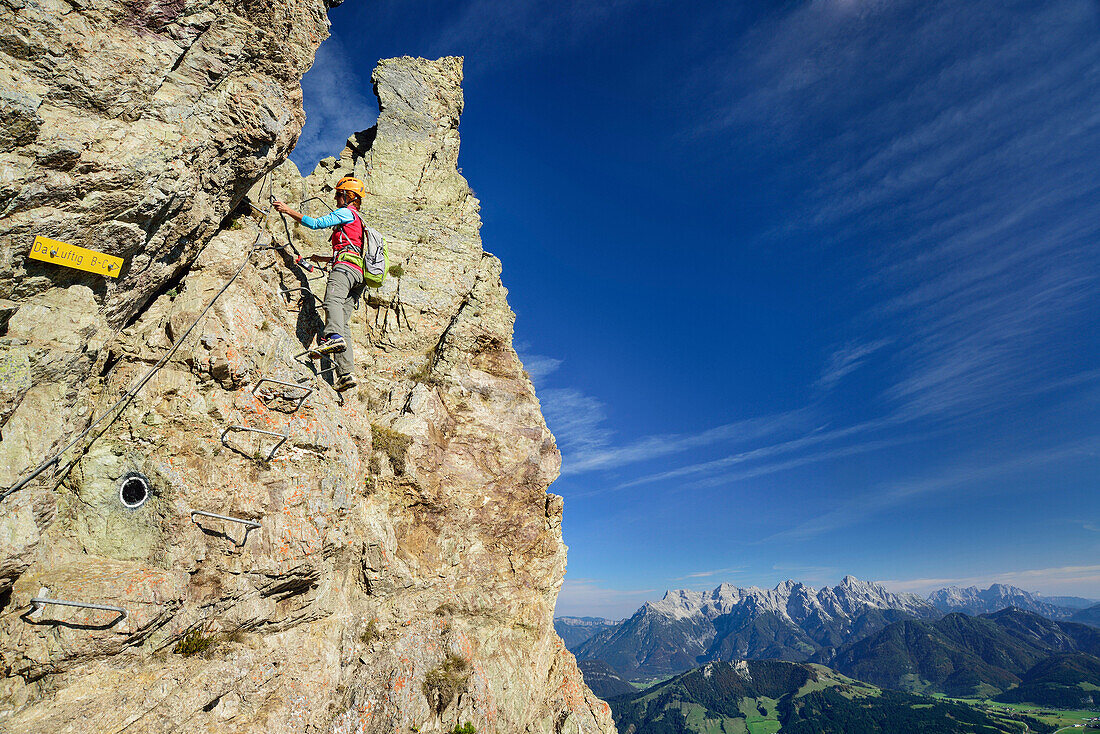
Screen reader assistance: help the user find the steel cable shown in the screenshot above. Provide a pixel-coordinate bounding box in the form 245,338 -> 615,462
1,178 -> 279,502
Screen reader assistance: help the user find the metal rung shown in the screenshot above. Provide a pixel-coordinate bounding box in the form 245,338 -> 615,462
285,359 -> 336,382
220,425 -> 289,459
246,200 -> 270,217
29,596 -> 127,618
190,510 -> 261,529
284,267 -> 328,282
278,286 -> 325,308
253,377 -> 312,411
294,348 -> 335,361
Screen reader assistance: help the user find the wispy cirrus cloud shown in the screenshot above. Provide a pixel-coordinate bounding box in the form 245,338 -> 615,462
291,37 -> 379,171
538,387 -> 614,458
523,355 -> 564,384
671,567 -> 745,582
690,0 -> 1100,424
817,338 -> 892,390
612,417 -> 898,491
538,384 -> 811,476
759,437 -> 1100,543
538,3 -> 1100,557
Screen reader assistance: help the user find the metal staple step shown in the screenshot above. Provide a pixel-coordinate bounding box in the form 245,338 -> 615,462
220,424 -> 289,460
189,510 -> 261,529
190,510 -> 261,546
253,377 -> 313,412
29,590 -> 127,619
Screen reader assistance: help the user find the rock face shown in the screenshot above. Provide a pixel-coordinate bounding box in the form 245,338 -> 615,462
0,0 -> 332,595
0,9 -> 614,731
1,0 -> 329,324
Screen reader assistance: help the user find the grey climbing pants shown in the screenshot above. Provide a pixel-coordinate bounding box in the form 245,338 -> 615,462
322,263 -> 364,378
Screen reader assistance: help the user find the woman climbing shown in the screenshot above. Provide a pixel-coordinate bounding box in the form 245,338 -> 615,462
273,176 -> 381,393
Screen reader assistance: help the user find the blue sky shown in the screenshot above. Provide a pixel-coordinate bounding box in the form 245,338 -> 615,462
294,0 -> 1100,618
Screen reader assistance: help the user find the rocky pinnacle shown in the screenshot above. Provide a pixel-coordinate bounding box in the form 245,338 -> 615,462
0,0 -> 613,729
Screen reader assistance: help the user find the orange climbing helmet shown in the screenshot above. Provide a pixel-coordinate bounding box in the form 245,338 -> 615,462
335,176 -> 367,202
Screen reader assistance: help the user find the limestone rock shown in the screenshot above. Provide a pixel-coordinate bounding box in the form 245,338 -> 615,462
0,36 -> 615,734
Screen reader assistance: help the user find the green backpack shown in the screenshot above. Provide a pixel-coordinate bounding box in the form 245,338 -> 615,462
361,224 -> 388,288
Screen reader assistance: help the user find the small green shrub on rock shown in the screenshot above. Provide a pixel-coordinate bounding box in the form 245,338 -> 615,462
423,654 -> 470,714
173,627 -> 217,657
450,723 -> 475,734
173,625 -> 246,657
360,618 -> 380,644
371,424 -> 412,475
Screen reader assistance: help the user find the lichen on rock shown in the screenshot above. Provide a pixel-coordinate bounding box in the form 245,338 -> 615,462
0,3 -> 613,729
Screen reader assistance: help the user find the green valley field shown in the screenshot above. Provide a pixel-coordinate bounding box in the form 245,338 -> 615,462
606,660 -> 1099,733
937,696 -> 1100,732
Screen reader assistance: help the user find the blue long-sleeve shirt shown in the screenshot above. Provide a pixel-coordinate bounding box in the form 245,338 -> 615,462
300,208 -> 355,230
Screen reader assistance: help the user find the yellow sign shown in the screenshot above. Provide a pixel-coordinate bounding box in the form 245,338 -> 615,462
28,236 -> 124,278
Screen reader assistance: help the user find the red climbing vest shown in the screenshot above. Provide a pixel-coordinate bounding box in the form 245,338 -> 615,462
331,205 -> 365,274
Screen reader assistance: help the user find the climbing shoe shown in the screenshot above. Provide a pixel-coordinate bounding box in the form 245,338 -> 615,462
334,373 -> 357,392
308,334 -> 346,359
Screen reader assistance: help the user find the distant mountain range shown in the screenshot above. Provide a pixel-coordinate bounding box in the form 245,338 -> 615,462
607,659 -> 1026,734
1045,595 -> 1099,610
573,576 -> 938,679
929,583 -> 1095,619
554,616 -> 620,649
559,577 -> 1100,683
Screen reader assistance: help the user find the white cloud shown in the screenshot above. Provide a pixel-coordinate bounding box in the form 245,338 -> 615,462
538,382 -> 814,478
610,417 -> 902,493
817,338 -> 892,389
538,387 -> 613,458
686,0 -> 1100,423
521,355 -> 564,384
291,36 -> 379,171
679,431 -> 934,494
562,410 -> 810,476
671,567 -> 745,581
